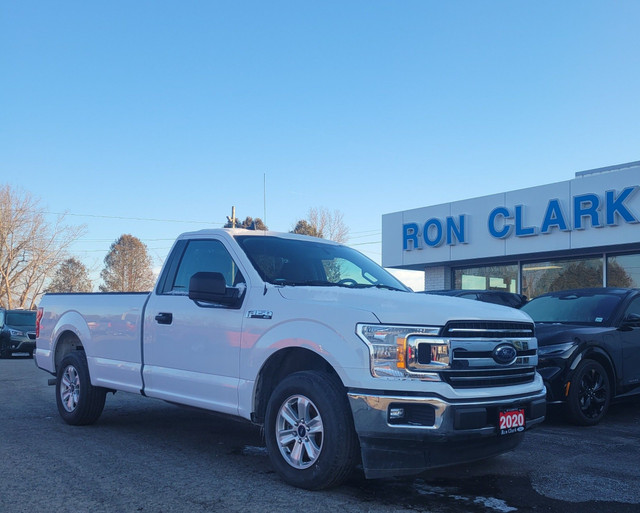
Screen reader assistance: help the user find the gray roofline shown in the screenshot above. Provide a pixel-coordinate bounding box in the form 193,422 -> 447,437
575,160 -> 640,178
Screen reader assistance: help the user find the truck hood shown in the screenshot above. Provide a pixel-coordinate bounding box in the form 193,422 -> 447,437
277,287 -> 533,326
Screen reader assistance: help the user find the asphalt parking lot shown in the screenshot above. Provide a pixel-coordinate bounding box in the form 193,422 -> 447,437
1,357 -> 639,513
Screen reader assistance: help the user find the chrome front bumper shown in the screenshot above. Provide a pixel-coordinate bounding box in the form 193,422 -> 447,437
347,388 -> 547,478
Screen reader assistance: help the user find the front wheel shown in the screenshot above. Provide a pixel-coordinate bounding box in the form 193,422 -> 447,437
56,351 -> 107,425
566,359 -> 611,426
264,371 -> 359,490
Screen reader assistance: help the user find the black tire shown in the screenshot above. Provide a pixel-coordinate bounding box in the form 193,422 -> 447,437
56,351 -> 107,426
0,350 -> 10,359
566,359 -> 611,426
264,371 -> 359,490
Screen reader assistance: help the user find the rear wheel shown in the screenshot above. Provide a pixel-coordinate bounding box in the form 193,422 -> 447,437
264,371 -> 359,489
56,351 -> 107,425
566,359 -> 610,426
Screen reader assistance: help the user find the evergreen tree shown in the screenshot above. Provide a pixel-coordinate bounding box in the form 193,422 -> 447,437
224,216 -> 268,230
291,220 -> 322,238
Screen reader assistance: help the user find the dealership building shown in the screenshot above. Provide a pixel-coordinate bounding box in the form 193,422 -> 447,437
382,161 -> 640,299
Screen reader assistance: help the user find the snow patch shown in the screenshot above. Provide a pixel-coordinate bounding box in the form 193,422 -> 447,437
413,481 -> 517,512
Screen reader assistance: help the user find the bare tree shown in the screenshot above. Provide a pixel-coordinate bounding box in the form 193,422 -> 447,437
0,185 -> 85,309
100,234 -> 155,292
47,257 -> 93,293
292,208 -> 349,242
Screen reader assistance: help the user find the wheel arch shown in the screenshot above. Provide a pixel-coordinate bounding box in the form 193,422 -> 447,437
53,330 -> 85,375
252,347 -> 344,424
51,311 -> 90,374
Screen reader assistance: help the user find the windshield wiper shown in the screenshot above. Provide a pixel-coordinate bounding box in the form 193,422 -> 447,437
272,279 -> 340,287
271,279 -> 405,291
349,283 -> 406,292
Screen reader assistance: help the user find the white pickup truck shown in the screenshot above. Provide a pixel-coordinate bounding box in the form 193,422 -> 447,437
36,229 -> 546,489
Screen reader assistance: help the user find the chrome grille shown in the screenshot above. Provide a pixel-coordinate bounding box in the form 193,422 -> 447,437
442,321 -> 534,339
438,321 -> 537,388
441,367 -> 537,388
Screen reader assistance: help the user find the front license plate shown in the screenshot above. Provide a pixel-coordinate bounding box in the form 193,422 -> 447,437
499,408 -> 526,435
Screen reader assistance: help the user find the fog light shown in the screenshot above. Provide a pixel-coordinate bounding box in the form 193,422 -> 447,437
389,407 -> 405,420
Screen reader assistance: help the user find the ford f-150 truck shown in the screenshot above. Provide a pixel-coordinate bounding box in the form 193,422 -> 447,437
36,229 -> 546,489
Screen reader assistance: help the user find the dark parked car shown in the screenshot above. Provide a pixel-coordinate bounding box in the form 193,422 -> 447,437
0,309 -> 37,358
521,288 -> 640,425
420,289 -> 528,309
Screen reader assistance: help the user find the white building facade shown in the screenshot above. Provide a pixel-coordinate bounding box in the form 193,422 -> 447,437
382,161 -> 640,298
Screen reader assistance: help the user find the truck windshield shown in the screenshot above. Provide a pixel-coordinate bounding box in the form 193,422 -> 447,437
235,235 -> 409,291
521,292 -> 622,325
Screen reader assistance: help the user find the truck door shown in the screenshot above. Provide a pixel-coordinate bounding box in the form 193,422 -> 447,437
142,238 -> 247,415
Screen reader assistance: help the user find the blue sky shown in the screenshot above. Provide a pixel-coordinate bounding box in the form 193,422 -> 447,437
2,1 -> 639,289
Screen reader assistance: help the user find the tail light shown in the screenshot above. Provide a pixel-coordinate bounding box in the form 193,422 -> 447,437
36,307 -> 43,338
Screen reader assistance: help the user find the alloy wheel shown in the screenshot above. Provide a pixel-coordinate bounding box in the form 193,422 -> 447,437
275,394 -> 324,469
578,366 -> 608,420
60,365 -> 81,413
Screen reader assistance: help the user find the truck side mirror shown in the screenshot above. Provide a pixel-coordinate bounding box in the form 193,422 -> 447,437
188,272 -> 241,307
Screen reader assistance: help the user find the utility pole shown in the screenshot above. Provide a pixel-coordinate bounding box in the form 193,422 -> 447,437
227,206 -> 237,279
226,206 -> 236,228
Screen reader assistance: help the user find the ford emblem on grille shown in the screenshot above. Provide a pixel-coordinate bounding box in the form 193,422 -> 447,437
492,344 -> 517,365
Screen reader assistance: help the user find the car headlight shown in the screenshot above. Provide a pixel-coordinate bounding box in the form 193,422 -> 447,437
9,329 -> 24,337
357,324 -> 449,380
538,342 -> 577,357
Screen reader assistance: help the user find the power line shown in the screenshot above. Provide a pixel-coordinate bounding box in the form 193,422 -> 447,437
348,232 -> 381,240
349,229 -> 382,235
43,211 -> 223,225
349,240 -> 382,246
72,238 -> 175,243
71,247 -> 173,254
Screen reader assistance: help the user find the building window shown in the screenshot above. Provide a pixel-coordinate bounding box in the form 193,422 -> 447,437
522,257 -> 603,299
607,254 -> 640,287
453,265 -> 518,293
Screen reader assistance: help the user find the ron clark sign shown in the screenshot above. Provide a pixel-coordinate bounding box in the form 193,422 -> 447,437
402,186 -> 638,250
381,164 -> 640,269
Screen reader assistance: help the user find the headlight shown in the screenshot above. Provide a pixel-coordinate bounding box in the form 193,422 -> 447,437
538,342 -> 577,357
357,324 -> 449,380
9,329 -> 24,337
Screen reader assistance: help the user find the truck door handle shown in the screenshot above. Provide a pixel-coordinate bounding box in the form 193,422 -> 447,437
155,312 -> 173,325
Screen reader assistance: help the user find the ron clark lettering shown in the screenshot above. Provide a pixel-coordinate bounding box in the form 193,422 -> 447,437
403,186 -> 639,250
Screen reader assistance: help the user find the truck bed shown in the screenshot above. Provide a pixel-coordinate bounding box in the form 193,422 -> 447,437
36,292 -> 150,393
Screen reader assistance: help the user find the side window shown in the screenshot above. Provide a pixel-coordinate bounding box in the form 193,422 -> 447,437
623,298 -> 640,321
170,240 -> 244,294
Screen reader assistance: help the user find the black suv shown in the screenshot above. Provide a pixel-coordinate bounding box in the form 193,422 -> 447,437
0,309 -> 37,358
521,288 -> 640,425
